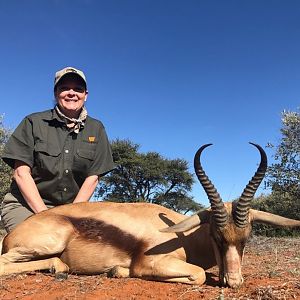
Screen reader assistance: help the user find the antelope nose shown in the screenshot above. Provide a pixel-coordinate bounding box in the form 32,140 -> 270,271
225,273 -> 244,288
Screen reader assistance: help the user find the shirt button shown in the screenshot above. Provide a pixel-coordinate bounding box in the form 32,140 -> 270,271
63,188 -> 67,192
65,150 -> 69,153
65,169 -> 69,174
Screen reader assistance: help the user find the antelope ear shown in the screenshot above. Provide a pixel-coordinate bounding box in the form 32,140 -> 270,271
250,209 -> 300,227
160,210 -> 211,233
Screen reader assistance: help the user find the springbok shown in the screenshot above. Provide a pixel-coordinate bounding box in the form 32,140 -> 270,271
1,143 -> 299,288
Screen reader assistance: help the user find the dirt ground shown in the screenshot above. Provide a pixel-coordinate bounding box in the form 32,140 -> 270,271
0,236 -> 299,300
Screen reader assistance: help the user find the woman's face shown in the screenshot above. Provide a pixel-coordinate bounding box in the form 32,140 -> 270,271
55,75 -> 88,118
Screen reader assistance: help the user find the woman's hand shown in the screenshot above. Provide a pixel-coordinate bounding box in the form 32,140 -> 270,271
13,160 -> 48,213
73,175 -> 99,203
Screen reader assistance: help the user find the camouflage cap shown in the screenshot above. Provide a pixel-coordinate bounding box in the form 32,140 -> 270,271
54,67 -> 87,88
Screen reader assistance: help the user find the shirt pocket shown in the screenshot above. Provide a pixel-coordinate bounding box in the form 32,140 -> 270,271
34,141 -> 61,177
73,148 -> 95,176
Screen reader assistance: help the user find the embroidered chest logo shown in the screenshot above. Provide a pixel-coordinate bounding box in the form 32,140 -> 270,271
88,136 -> 96,143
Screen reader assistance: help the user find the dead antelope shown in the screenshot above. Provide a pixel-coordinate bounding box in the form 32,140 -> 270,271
1,143 -> 299,288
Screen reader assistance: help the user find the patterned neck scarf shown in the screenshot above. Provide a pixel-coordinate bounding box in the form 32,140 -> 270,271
55,105 -> 88,134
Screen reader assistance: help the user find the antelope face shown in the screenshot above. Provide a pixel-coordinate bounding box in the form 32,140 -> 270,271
193,142 -> 267,287
210,220 -> 252,288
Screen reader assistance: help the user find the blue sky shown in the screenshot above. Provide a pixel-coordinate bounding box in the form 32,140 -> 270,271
1,1 -> 299,206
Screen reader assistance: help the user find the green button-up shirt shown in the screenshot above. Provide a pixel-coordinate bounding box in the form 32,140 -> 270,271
2,109 -> 115,205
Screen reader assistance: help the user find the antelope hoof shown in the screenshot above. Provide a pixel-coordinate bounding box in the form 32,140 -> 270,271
107,266 -> 130,278
107,266 -> 118,278
55,272 -> 68,281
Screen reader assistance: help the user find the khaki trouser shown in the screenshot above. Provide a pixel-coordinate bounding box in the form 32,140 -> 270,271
1,193 -> 54,233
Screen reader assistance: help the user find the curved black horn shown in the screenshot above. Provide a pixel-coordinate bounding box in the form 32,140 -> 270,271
234,143 -> 267,228
194,144 -> 228,228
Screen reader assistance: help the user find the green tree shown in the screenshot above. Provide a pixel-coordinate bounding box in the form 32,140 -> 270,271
252,109 -> 300,236
267,109 -> 300,200
252,193 -> 300,237
96,139 -> 203,214
0,115 -> 12,204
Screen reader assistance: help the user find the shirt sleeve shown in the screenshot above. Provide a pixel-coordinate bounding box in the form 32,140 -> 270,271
2,117 -> 35,169
87,126 -> 115,177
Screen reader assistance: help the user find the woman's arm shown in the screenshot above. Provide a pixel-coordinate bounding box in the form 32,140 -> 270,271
73,175 -> 99,203
13,160 -> 48,213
